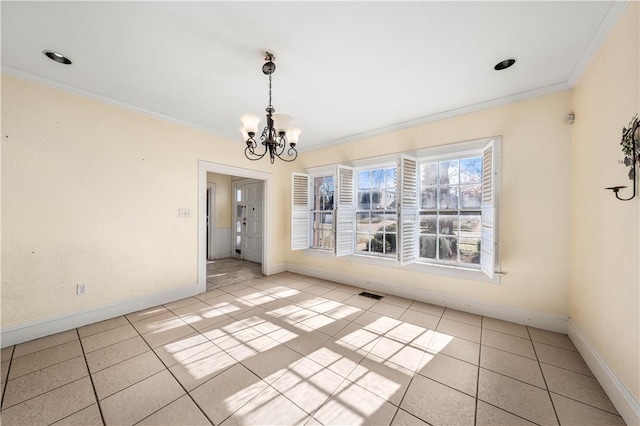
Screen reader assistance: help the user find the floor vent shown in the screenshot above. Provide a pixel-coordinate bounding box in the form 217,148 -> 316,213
358,291 -> 383,300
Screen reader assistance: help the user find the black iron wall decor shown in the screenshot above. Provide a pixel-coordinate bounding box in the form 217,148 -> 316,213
605,114 -> 639,201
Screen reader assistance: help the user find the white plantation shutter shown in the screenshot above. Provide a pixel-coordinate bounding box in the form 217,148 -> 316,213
481,140 -> 496,278
335,165 -> 355,256
291,173 -> 310,250
398,154 -> 418,265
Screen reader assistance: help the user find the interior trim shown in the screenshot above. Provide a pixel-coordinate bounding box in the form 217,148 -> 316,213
1,283 -> 202,348
286,263 -> 568,333
567,319 -> 640,426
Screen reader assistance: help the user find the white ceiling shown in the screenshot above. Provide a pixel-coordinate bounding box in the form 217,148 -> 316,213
1,1 -> 626,151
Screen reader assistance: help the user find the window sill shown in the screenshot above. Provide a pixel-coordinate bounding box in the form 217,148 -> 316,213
301,249 -> 501,284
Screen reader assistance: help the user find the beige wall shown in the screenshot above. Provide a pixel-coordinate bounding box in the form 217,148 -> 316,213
207,172 -> 232,228
289,91 -> 574,317
571,2 -> 639,401
1,75 -> 289,327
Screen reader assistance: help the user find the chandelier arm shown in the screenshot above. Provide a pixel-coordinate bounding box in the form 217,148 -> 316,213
275,145 -> 298,162
245,144 -> 268,161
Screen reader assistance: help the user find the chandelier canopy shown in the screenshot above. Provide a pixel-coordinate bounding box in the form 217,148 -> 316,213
241,52 -> 300,163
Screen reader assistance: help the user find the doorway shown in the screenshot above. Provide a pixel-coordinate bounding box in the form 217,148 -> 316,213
198,161 -> 273,293
233,179 -> 264,263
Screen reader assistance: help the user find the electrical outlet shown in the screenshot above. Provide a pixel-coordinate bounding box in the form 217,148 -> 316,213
77,283 -> 87,295
178,209 -> 191,217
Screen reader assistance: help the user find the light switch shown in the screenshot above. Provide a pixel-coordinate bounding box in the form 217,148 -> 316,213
178,209 -> 191,217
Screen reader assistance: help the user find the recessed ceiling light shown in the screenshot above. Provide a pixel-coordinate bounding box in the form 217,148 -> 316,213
494,58 -> 516,71
43,50 -> 72,65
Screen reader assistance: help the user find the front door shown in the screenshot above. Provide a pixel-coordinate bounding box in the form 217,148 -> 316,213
233,180 -> 263,264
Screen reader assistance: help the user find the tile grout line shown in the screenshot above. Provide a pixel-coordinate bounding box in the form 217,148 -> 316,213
75,328 -> 107,426
393,309 -> 446,425
474,316 -> 483,426
0,347 -> 15,410
527,325 -> 562,425
122,313 -> 218,426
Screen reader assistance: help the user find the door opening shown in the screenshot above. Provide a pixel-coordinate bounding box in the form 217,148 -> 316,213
198,161 -> 272,291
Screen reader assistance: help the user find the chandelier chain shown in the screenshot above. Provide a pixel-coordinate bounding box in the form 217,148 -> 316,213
267,73 -> 273,112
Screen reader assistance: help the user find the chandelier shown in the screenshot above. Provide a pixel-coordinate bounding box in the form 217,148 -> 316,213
241,52 -> 300,163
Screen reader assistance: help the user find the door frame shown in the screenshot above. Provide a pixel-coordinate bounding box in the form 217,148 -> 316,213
207,183 -> 216,261
198,161 -> 272,291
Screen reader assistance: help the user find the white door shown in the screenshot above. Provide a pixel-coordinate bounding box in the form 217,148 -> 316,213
232,180 -> 263,263
243,182 -> 263,263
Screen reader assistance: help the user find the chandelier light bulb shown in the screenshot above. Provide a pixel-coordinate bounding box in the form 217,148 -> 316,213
272,114 -> 293,135
240,114 -> 261,135
286,127 -> 302,146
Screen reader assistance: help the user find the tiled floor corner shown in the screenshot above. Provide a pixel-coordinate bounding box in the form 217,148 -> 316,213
0,260 -> 626,425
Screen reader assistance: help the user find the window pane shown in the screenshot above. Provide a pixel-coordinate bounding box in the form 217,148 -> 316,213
460,184 -> 481,209
381,190 -> 395,209
371,169 -> 384,189
439,236 -> 458,261
356,212 -> 370,233
324,176 -> 335,192
384,213 -> 397,233
371,211 -> 383,223
385,168 -> 396,189
368,231 -> 385,253
439,186 -> 459,209
460,158 -> 482,184
358,191 -> 370,210
421,163 -> 437,186
358,171 -> 371,190
314,176 -> 324,194
460,237 -> 480,264
371,190 -> 382,208
385,234 -> 397,255
421,187 -> 437,209
459,213 -> 481,238
419,213 -> 437,235
419,235 -> 436,259
439,213 -> 458,236
356,233 -> 370,252
439,160 -> 459,185
322,212 -> 333,225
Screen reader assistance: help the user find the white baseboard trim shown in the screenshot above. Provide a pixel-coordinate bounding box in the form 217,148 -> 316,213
567,319 -> 640,426
1,282 -> 205,348
286,263 -> 568,333
268,263 -> 287,275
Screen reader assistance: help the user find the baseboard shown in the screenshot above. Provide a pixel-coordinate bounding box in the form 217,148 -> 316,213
567,319 -> 640,426
268,263 -> 287,275
286,263 -> 568,333
1,282 -> 205,348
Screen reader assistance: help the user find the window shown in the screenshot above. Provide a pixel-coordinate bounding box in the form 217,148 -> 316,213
418,156 -> 482,266
355,167 -> 397,257
292,137 -> 499,281
311,175 -> 335,250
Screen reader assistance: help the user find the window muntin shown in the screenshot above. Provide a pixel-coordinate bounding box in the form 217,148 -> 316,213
419,156 -> 482,266
311,175 -> 335,250
355,167 -> 397,256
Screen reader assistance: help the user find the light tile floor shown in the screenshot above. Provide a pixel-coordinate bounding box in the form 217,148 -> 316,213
1,272 -> 626,425
206,259 -> 262,291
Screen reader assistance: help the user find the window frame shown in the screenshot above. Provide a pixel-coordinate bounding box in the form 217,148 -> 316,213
293,137 -> 501,284
310,174 -> 336,251
354,164 -> 398,258
417,151 -> 484,268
